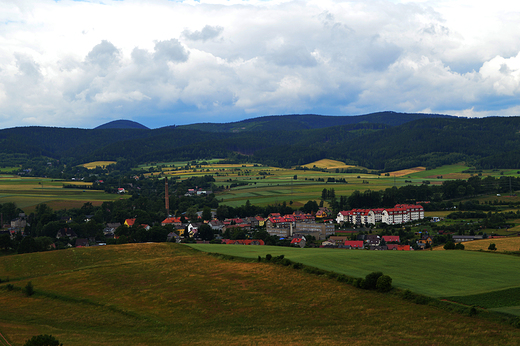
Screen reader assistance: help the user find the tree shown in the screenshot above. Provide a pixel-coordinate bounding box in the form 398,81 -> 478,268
455,242 -> 465,250
488,243 -> 497,251
201,206 -> 212,221
376,275 -> 392,292
444,241 -> 456,250
363,271 -> 383,290
197,223 -> 214,241
24,334 -> 62,346
25,281 -> 34,296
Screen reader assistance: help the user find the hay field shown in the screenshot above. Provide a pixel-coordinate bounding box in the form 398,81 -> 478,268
302,159 -> 355,169
454,237 -> 520,252
1,243 -> 520,345
387,167 -> 426,177
80,161 -> 116,169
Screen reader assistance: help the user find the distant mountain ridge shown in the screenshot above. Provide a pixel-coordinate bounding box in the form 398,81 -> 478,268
178,111 -> 451,132
95,120 -> 149,130
5,112 -> 520,171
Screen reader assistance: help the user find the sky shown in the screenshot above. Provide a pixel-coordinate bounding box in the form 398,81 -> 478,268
1,0 -> 520,129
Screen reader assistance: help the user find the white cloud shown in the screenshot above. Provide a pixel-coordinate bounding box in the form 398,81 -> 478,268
1,0 -> 520,128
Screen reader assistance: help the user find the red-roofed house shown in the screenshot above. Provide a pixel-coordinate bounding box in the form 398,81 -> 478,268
124,218 -> 136,227
344,240 -> 364,249
382,235 -> 400,243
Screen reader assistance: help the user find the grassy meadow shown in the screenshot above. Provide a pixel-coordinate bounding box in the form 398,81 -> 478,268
1,243 -> 520,345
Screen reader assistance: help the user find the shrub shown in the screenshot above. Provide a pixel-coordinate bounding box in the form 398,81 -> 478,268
402,289 -> 415,301
24,334 -> 62,346
25,281 -> 34,296
488,243 -> 497,251
376,275 -> 393,292
363,271 -> 383,290
265,254 -> 272,261
469,306 -> 478,316
444,241 -> 456,250
257,255 -> 261,262
292,262 -> 303,270
455,242 -> 465,250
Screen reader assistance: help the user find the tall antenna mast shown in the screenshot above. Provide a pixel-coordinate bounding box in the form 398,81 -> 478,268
165,177 -> 170,216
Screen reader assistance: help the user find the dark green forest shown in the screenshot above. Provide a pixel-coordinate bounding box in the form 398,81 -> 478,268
2,112 -> 520,171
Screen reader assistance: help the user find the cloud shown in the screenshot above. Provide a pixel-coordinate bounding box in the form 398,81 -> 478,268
86,40 -> 121,70
153,39 -> 189,63
2,0 -> 520,129
182,25 -> 224,41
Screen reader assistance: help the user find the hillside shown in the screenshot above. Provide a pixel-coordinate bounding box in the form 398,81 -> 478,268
4,113 -> 520,171
178,111 -> 449,132
1,243 -> 520,345
94,119 -> 149,130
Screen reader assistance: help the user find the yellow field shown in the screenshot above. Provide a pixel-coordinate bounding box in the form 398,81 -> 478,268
459,237 -> 520,252
303,159 -> 355,169
80,161 -> 116,169
388,167 -> 426,177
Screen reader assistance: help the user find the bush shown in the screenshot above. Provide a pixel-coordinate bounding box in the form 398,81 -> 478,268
444,241 -> 456,250
25,281 -> 34,296
455,242 -> 465,250
376,275 -> 393,292
363,271 -> 383,290
265,254 -> 272,261
402,289 -> 415,301
6,284 -> 13,291
292,262 -> 303,270
488,243 -> 497,251
24,334 -> 62,346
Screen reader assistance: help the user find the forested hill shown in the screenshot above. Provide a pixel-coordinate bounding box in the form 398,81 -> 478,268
2,114 -> 520,171
178,111 -> 450,132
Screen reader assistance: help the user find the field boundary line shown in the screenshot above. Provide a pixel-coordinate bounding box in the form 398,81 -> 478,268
0,330 -> 12,346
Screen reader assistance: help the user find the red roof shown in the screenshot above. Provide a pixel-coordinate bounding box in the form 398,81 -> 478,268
162,217 -> 181,224
222,239 -> 265,245
382,236 -> 400,243
125,218 -> 136,226
344,241 -> 364,248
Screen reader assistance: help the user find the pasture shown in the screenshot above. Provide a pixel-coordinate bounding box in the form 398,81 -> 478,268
188,244 -> 520,306
1,243 -> 520,345
0,176 -> 126,212
144,160 -> 520,207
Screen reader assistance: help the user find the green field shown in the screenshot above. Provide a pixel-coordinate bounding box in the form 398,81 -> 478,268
188,244 -> 520,310
0,176 -> 128,212
144,161 -> 520,207
1,243 -> 520,345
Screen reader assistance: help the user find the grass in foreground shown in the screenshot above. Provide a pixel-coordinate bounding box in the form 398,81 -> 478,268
1,243 -> 520,345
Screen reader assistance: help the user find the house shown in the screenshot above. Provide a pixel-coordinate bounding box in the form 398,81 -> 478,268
382,236 -> 400,243
344,240 -> 364,249
452,235 -> 476,242
167,232 -> 180,242
161,217 -> 182,227
56,228 -> 78,239
124,218 -> 136,227
417,236 -> 433,247
290,236 -> 306,248
365,234 -> 381,247
208,219 -> 225,232
75,238 -> 89,247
